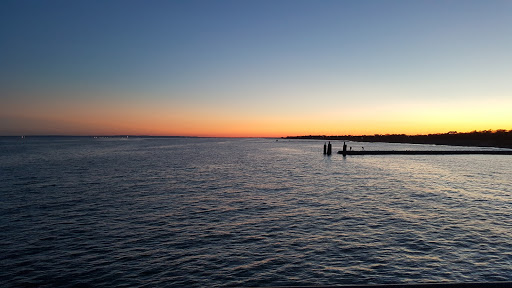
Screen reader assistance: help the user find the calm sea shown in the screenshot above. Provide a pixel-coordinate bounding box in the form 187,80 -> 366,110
1,137 -> 511,287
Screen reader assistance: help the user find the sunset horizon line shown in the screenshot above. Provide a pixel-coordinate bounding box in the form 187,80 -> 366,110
3,128 -> 511,139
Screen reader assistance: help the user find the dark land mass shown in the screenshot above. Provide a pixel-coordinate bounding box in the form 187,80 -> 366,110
284,129 -> 512,149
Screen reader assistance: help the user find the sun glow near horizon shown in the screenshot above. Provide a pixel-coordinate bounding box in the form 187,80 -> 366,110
2,88 -> 510,137
1,1 -> 511,137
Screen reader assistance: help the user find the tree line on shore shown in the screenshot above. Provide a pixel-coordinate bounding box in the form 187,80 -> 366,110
284,129 -> 512,149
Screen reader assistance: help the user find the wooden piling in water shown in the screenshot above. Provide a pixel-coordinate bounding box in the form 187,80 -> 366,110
342,142 -> 347,156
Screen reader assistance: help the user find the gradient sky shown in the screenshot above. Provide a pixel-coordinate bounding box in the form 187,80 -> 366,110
1,0 -> 511,137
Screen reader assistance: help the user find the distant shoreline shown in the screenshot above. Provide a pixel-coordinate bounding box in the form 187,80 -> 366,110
284,130 -> 512,149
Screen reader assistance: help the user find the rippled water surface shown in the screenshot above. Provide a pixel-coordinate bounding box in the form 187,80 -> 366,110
1,137 -> 511,287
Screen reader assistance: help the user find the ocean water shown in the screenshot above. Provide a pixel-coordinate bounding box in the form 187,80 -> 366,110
1,137 -> 511,287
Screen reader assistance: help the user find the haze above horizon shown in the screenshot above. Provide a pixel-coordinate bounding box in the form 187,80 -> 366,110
1,0 -> 511,137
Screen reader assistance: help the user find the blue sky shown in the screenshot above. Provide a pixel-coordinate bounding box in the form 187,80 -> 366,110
1,0 -> 511,136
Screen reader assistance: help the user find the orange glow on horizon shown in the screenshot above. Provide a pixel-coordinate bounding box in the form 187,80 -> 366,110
1,90 -> 511,137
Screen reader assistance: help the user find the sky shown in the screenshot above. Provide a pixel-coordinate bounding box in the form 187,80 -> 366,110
1,0 -> 511,137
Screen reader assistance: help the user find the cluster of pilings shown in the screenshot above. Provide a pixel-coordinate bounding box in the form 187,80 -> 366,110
323,142 -> 332,155
325,142 -> 348,156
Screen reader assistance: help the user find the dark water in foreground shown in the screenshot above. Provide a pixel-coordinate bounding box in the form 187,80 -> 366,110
1,137 -> 511,287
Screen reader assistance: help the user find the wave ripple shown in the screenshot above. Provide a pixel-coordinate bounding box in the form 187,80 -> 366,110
1,137 -> 511,287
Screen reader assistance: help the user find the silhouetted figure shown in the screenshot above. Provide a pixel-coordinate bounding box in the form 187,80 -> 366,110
323,142 -> 327,155
327,141 -> 332,155
342,142 -> 347,156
